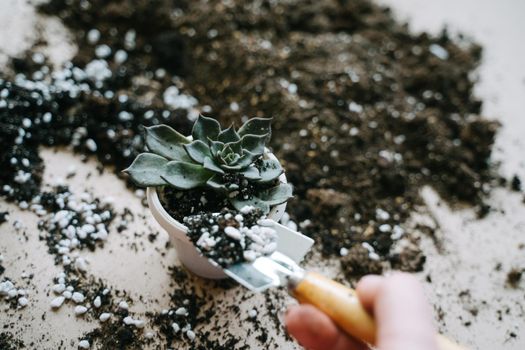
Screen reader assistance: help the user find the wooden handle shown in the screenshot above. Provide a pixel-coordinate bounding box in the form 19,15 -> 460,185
291,272 -> 466,350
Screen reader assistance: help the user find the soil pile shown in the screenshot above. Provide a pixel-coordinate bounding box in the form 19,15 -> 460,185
35,0 -> 499,267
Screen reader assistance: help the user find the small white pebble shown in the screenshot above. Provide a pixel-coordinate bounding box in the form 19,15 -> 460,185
75,305 -> 88,316
257,219 -> 274,227
378,224 -> 392,233
99,313 -> 111,322
95,44 -> 111,58
50,296 -> 65,309
78,339 -> 90,349
175,307 -> 187,316
85,139 -> 97,152
248,309 -> 257,318
114,50 -> 128,64
123,316 -> 135,325
339,247 -> 349,257
186,330 -> 196,341
118,300 -> 129,310
87,29 -> 100,44
72,292 -> 85,304
224,226 -> 242,240
145,332 -> 154,339
171,322 -> 180,332
18,297 -> 28,307
243,250 -> 257,261
93,296 -> 101,308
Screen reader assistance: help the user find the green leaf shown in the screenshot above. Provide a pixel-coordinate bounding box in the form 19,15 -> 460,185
223,140 -> 243,154
241,134 -> 268,155
206,174 -> 228,191
219,163 -> 244,171
203,157 -> 225,174
183,140 -> 212,164
218,126 -> 240,143
144,125 -> 190,161
192,115 -> 221,142
241,166 -> 261,180
219,149 -> 240,166
238,117 -> 272,141
161,161 -> 213,189
123,153 -> 168,186
209,140 -> 225,158
234,150 -> 261,168
259,183 -> 293,206
258,158 -> 283,182
230,196 -> 270,214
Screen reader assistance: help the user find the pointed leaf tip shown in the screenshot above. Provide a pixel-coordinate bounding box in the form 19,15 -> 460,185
192,115 -> 221,142
124,153 -> 169,187
238,117 -> 272,141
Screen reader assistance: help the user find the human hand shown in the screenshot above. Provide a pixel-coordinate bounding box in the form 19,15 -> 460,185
284,273 -> 438,350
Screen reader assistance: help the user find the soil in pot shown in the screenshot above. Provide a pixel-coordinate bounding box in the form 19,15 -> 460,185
184,207 -> 277,267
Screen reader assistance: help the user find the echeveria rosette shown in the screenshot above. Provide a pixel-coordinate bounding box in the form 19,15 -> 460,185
123,115 -> 292,213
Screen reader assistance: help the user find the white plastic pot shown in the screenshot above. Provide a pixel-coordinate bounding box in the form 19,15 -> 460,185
147,152 -> 289,279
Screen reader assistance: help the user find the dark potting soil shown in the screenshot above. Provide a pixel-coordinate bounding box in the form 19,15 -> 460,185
160,186 -> 230,222
0,0 -> 512,348
4,0 -> 497,269
510,175 -> 521,192
151,266 -> 256,349
0,332 -> 25,350
0,211 -> 8,225
506,268 -> 523,289
35,0 -> 499,265
159,165 -> 281,223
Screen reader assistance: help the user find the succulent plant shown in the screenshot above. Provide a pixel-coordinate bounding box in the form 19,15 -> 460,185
124,115 -> 292,213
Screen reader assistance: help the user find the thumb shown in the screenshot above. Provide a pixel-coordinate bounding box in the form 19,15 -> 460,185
358,273 -> 438,350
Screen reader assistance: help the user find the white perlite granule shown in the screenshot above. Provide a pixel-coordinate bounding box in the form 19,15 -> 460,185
78,340 -> 90,349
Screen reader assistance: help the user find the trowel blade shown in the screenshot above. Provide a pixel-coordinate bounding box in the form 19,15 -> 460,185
225,251 -> 305,292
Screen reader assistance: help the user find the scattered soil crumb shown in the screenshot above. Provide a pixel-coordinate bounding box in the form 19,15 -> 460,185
506,268 -> 523,288
0,332 -> 25,349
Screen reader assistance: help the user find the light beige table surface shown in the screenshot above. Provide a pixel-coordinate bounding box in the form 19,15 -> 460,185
1,0 -> 524,349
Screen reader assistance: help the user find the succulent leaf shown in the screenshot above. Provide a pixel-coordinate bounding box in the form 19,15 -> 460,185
123,153 -> 169,186
240,134 -> 268,155
144,125 -> 190,161
203,157 -> 225,174
206,174 -> 228,191
183,140 -> 212,164
192,115 -> 221,142
241,166 -> 261,180
161,161 -> 213,189
231,196 -> 270,214
219,163 -> 247,171
209,139 -> 225,158
238,117 -> 272,141
234,150 -> 260,168
258,158 -> 283,182
218,126 -> 240,143
259,183 -> 293,206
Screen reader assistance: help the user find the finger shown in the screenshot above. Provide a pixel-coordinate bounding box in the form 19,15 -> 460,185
375,273 -> 438,350
356,275 -> 384,313
285,304 -> 369,350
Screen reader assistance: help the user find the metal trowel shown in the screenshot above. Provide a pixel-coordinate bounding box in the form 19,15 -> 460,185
219,220 -> 465,350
